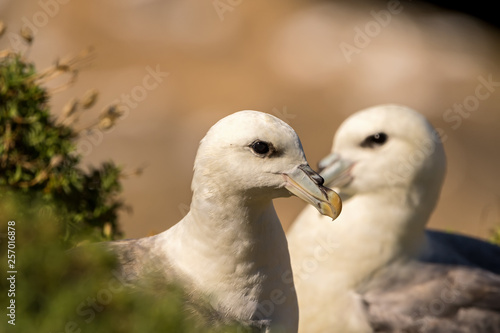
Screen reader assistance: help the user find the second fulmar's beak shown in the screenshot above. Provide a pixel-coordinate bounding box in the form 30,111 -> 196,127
283,164 -> 342,220
317,153 -> 354,188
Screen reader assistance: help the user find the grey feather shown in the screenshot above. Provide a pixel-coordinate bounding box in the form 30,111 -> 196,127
363,262 -> 500,333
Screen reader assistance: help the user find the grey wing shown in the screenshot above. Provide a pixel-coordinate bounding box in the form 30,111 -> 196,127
65,238 -> 157,291
101,239 -> 150,282
362,262 -> 500,333
91,238 -> 173,288
419,229 -> 500,275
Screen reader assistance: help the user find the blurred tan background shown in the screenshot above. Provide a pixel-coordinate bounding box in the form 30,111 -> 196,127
1,0 -> 499,240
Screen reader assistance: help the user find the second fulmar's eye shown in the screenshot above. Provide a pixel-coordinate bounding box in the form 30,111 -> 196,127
360,132 -> 388,148
250,140 -> 271,155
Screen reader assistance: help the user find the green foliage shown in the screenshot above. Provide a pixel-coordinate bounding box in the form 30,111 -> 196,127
0,48 -> 247,332
0,52 -> 122,246
0,196 -> 245,333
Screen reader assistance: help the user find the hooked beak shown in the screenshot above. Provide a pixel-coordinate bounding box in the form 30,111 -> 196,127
283,164 -> 342,220
317,153 -> 354,188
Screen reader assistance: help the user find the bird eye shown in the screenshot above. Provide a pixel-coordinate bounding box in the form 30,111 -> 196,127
250,140 -> 271,156
360,132 -> 388,148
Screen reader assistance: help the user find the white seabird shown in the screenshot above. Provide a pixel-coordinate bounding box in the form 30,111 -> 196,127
104,110 -> 342,332
287,104 -> 500,333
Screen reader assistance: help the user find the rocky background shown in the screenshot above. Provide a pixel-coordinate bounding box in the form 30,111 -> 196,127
1,0 -> 499,239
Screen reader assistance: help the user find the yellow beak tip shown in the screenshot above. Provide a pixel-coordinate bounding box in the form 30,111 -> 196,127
324,190 -> 342,221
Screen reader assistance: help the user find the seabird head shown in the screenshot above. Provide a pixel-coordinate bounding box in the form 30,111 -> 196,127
319,104 -> 446,202
192,110 -> 341,219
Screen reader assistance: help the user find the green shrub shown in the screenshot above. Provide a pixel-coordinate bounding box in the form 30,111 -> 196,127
0,32 -> 245,332
0,50 -> 123,247
0,195 -> 225,333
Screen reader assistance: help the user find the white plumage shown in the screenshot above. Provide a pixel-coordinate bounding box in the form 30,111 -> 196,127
103,110 -> 341,332
287,104 -> 500,333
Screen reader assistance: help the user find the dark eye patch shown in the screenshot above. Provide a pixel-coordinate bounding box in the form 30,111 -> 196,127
250,140 -> 273,156
360,132 -> 388,148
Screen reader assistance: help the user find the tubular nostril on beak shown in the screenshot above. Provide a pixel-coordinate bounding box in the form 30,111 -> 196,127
312,173 -> 324,186
317,153 -> 341,174
299,164 -> 324,186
